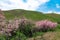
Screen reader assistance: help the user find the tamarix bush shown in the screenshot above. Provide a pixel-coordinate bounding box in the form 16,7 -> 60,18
35,20 -> 58,32
19,17 -> 34,37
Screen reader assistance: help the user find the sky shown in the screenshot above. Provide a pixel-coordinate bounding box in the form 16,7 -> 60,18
0,0 -> 60,14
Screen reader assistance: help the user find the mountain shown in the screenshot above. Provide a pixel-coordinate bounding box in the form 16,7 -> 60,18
2,9 -> 60,22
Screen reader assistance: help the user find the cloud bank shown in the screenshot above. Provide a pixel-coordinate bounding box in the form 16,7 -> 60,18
0,0 -> 50,10
44,11 -> 60,14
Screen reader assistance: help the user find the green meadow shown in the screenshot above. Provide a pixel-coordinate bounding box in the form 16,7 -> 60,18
1,9 -> 60,40
3,9 -> 60,22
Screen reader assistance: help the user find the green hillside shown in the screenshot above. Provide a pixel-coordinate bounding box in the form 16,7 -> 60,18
1,9 -> 60,40
3,9 -> 60,22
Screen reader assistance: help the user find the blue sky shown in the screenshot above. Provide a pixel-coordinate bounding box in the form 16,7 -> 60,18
0,0 -> 60,14
37,0 -> 60,13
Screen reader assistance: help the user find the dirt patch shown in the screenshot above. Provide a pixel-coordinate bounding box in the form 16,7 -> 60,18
42,32 -> 56,40
27,32 -> 60,40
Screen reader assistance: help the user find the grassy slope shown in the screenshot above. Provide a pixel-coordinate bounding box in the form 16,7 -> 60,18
3,9 -> 60,31
3,9 -> 60,40
3,9 -> 60,22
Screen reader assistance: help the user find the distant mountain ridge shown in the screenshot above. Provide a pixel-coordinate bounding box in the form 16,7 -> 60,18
0,9 -> 60,22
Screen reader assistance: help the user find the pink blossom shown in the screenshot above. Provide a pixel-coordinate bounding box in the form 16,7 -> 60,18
35,20 -> 57,31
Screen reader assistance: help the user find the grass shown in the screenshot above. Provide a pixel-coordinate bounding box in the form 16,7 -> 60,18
2,9 -> 60,40
3,9 -> 60,22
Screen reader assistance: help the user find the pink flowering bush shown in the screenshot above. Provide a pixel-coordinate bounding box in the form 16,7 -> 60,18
0,16 -> 34,38
19,17 -> 34,37
0,18 -> 20,36
0,10 -> 58,40
35,20 -> 58,32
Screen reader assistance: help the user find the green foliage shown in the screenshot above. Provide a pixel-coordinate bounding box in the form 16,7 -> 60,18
19,20 -> 34,37
3,9 -> 60,22
10,31 -> 26,40
33,32 -> 44,37
1,9 -> 60,40
0,35 -> 7,40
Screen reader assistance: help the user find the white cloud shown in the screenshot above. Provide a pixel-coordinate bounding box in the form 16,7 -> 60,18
57,12 -> 60,14
47,11 -> 53,13
0,0 -> 50,11
44,11 -> 60,14
56,4 -> 60,8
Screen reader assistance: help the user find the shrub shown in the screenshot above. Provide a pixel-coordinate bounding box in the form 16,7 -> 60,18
19,18 -> 34,37
9,30 -> 26,40
35,20 -> 57,32
0,35 -> 6,40
0,17 -> 34,38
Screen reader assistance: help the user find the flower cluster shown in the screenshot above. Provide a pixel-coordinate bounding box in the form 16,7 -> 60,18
35,20 -> 57,31
0,11 -> 58,36
0,16 -> 33,37
19,17 -> 34,37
